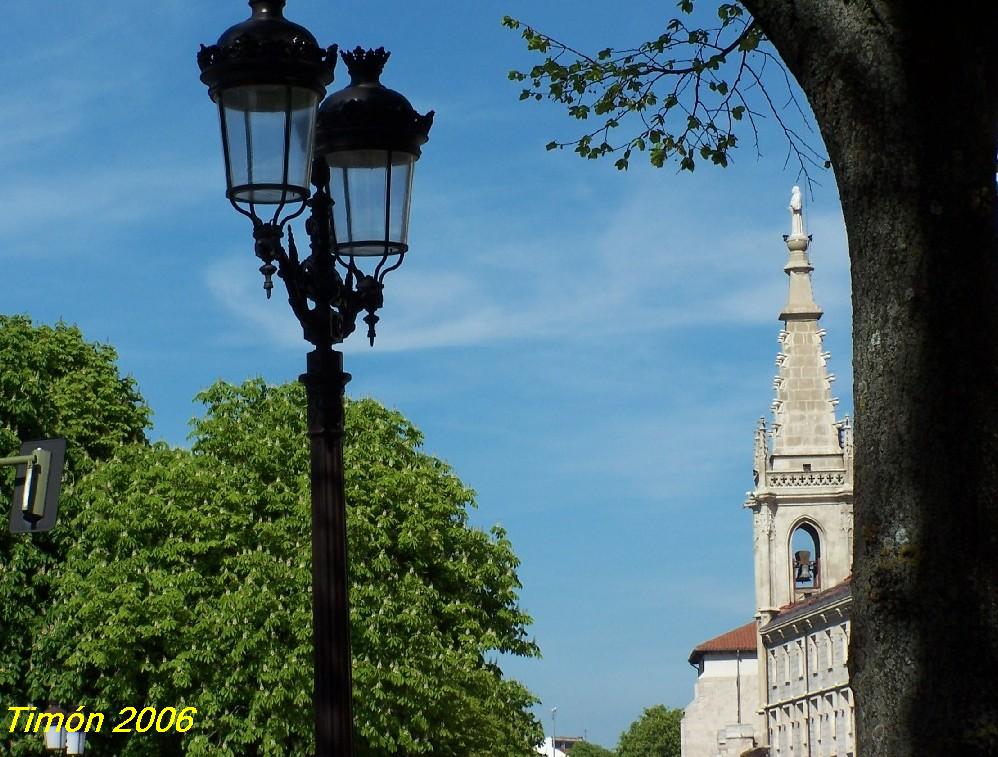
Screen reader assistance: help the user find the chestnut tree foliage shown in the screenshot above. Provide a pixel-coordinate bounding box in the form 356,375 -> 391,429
615,705 -> 682,757
0,315 -> 150,751
1,318 -> 540,756
570,742 -> 616,757
558,704 -> 681,756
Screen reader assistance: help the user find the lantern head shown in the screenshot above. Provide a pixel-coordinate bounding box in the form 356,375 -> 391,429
198,0 -> 336,219
316,47 -> 434,257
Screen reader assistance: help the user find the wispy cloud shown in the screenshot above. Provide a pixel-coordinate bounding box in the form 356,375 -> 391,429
0,163 -> 219,261
205,177 -> 849,354
537,387 -> 763,502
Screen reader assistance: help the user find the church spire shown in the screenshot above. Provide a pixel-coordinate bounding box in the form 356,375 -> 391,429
779,186 -> 822,321
746,189 -> 854,621
771,187 -> 840,455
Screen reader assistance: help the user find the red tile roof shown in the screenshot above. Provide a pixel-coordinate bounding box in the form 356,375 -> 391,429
688,621 -> 757,665
762,576 -> 852,632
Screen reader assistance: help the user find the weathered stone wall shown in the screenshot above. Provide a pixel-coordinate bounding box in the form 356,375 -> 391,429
682,654 -> 759,757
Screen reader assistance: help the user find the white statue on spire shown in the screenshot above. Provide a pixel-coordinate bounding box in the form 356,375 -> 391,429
789,185 -> 805,237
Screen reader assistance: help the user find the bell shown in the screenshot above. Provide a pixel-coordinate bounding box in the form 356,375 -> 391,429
794,550 -> 812,583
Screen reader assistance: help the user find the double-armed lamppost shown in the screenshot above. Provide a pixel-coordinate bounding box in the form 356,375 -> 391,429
197,2 -> 433,754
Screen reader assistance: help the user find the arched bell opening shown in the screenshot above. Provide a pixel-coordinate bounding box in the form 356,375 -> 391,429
790,521 -> 821,597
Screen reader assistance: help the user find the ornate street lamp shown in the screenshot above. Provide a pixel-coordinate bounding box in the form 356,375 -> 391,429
43,706 -> 67,751
197,2 -> 432,755
41,706 -> 86,754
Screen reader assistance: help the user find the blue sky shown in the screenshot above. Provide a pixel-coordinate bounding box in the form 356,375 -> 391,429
0,0 -> 852,748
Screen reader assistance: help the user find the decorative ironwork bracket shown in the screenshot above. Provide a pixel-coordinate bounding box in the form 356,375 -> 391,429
251,160 -> 392,347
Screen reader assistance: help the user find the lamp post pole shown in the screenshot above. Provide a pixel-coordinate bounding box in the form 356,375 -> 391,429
551,706 -> 558,757
295,166 -> 355,753
197,4 -> 433,754
303,347 -> 353,753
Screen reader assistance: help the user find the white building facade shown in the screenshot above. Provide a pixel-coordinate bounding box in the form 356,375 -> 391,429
761,582 -> 853,756
682,190 -> 856,757
682,622 -> 759,757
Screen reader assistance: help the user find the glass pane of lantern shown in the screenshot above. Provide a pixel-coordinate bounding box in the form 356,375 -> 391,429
388,153 -> 414,249
328,150 -> 414,256
66,731 -> 86,755
45,725 -> 66,750
220,85 -> 319,205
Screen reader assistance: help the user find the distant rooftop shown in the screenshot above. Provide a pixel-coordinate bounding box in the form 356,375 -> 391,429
688,620 -> 757,665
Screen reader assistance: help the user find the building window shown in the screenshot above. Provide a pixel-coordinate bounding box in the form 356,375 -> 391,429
780,707 -> 791,755
844,690 -> 854,740
809,697 -> 820,752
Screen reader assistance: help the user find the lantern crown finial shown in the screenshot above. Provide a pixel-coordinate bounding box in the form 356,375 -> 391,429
198,1 -> 335,98
342,47 -> 391,85
316,47 -> 433,158
248,0 -> 287,14
198,1 -> 335,212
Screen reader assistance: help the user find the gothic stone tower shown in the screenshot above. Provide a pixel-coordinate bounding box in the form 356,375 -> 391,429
682,189 -> 857,757
744,188 -> 854,725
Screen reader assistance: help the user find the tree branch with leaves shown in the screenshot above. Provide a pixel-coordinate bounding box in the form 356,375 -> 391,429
502,1 -> 827,182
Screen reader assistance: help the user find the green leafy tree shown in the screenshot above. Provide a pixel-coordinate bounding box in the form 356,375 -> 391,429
0,316 -> 150,474
0,315 -> 149,754
27,379 -> 540,756
505,3 -> 998,753
571,740 -> 616,757
616,705 -> 681,757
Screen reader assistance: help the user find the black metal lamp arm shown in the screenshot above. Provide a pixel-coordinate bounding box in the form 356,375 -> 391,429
251,165 -> 384,348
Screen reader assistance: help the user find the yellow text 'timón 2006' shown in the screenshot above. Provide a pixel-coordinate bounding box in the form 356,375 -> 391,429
7,705 -> 198,735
